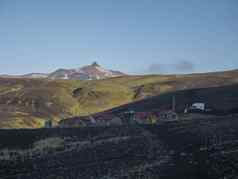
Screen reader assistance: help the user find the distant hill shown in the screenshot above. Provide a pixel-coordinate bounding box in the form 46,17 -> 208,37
22,73 -> 49,79
0,62 -> 126,80
0,69 -> 238,128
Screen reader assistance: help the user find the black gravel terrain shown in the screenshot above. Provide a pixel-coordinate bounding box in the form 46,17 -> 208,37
0,116 -> 238,179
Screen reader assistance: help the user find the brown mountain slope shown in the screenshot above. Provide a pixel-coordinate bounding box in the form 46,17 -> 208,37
0,69 -> 238,128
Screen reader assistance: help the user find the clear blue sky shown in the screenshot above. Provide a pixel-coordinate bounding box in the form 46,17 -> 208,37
0,0 -> 237,75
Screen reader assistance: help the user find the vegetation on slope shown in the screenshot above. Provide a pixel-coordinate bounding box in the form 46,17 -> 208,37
0,69 -> 238,128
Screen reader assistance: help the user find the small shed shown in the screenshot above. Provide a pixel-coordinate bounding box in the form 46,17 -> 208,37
135,112 -> 157,124
157,110 -> 178,122
120,111 -> 137,125
44,120 -> 52,128
59,117 -> 87,128
108,116 -> 123,126
94,113 -> 122,126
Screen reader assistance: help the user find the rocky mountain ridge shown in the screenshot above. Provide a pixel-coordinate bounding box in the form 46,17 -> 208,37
0,62 -> 126,80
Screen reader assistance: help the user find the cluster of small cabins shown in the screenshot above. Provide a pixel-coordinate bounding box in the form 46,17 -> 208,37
57,101 -> 211,128
45,100 -> 238,128
58,110 -> 178,128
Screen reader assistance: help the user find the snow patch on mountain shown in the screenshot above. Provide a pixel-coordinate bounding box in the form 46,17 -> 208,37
47,62 -> 126,80
0,62 -> 126,80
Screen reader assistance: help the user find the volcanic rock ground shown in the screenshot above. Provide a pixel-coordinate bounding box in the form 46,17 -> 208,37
0,115 -> 238,179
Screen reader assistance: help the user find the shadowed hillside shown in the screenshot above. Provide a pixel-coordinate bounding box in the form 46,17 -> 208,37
0,69 -> 238,128
106,84 -> 238,115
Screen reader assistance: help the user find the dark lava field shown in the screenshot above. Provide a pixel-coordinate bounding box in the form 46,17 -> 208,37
0,116 -> 238,179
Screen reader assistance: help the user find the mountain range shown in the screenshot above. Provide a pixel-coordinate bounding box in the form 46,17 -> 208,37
0,62 -> 126,80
